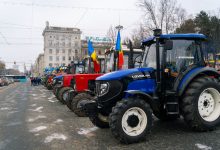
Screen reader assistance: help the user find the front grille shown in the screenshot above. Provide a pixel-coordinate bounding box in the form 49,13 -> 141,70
96,82 -> 100,96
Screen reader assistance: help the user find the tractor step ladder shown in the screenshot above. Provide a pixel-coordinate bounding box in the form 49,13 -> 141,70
165,90 -> 179,115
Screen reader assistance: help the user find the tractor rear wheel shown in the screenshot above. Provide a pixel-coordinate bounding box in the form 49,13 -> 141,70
58,87 -> 72,104
71,92 -> 93,117
109,98 -> 153,144
181,77 -> 220,131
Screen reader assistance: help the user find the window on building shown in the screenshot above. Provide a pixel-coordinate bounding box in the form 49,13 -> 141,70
73,56 -> 75,61
49,63 -> 52,67
98,50 -> 101,55
62,42 -> 65,46
50,36 -> 52,38
56,56 -> 59,61
62,56 -> 65,61
49,49 -> 52,54
62,63 -> 65,66
68,49 -> 71,54
56,42 -> 59,47
68,42 -> 71,47
62,49 -> 65,53
56,49 -> 59,54
49,56 -> 53,61
49,41 -> 52,46
75,36 -> 77,39
75,42 -> 78,47
75,49 -> 78,54
69,56 -> 71,61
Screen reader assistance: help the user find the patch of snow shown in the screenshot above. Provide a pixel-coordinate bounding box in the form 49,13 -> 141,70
32,94 -> 37,97
195,143 -> 212,150
27,115 -> 47,122
54,119 -> 63,123
0,107 -> 10,110
48,100 -> 56,103
77,127 -> 98,135
31,106 -> 43,112
44,133 -> 67,143
29,126 -> 47,133
8,110 -> 19,114
30,104 -> 37,107
48,95 -> 55,100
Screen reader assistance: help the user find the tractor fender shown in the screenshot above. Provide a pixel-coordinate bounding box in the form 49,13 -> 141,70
177,67 -> 220,96
84,89 -> 95,96
124,90 -> 159,111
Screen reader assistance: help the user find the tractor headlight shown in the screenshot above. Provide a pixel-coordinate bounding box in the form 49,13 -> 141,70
98,82 -> 109,96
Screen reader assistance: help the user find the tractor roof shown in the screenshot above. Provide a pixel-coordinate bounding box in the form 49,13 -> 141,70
142,33 -> 206,46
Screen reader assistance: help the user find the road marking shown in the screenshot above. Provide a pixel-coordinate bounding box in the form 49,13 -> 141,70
44,133 -> 67,143
29,126 -> 47,133
195,143 -> 212,150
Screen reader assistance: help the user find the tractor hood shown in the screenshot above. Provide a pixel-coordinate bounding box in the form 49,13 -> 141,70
54,75 -> 63,80
97,68 -> 155,81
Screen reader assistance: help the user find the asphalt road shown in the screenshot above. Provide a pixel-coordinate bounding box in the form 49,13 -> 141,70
0,82 -> 220,150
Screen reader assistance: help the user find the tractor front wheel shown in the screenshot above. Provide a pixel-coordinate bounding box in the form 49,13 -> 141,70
181,77 -> 220,131
58,87 -> 72,104
71,92 -> 93,117
109,98 -> 153,144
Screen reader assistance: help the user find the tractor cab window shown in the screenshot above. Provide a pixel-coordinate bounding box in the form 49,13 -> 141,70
142,43 -> 162,69
166,40 -> 203,74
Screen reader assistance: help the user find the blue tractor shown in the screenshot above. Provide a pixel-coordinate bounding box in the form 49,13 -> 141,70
83,29 -> 220,144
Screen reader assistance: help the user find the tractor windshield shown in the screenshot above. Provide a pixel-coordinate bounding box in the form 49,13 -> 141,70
142,43 -> 160,69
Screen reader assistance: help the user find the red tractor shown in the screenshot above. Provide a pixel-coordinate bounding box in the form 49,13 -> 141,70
66,44 -> 143,117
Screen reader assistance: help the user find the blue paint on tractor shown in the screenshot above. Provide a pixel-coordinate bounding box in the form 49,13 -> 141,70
178,67 -> 203,90
127,79 -> 156,94
97,68 -> 154,81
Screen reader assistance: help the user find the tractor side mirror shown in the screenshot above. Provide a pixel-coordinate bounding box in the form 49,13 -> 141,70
164,40 -> 173,50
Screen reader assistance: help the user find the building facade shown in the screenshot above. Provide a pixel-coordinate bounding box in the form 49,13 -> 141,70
34,53 -> 44,76
42,21 -> 82,68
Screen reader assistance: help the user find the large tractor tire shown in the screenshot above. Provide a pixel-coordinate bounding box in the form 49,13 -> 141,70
181,77 -> 220,131
89,112 -> 109,128
58,87 -> 72,104
71,92 -> 93,117
109,98 -> 153,144
66,92 -> 77,111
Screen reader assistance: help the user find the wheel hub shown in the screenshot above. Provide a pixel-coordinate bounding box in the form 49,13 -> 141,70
121,107 -> 147,136
127,115 -> 139,127
198,88 -> 220,122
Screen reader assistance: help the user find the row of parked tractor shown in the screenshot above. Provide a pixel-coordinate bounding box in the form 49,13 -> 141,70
41,30 -> 220,144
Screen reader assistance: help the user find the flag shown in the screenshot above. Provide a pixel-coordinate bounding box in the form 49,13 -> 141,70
115,31 -> 124,69
88,40 -> 100,73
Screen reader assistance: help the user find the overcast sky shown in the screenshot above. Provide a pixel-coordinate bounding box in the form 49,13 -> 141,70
0,0 -> 219,71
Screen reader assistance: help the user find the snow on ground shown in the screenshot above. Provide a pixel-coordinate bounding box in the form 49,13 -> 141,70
29,126 -> 47,133
27,115 -> 47,122
195,143 -> 212,150
54,119 -> 63,123
44,133 -> 67,143
30,106 -> 43,112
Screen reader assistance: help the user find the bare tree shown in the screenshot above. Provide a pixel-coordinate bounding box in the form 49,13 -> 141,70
106,25 -> 117,44
138,0 -> 186,34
